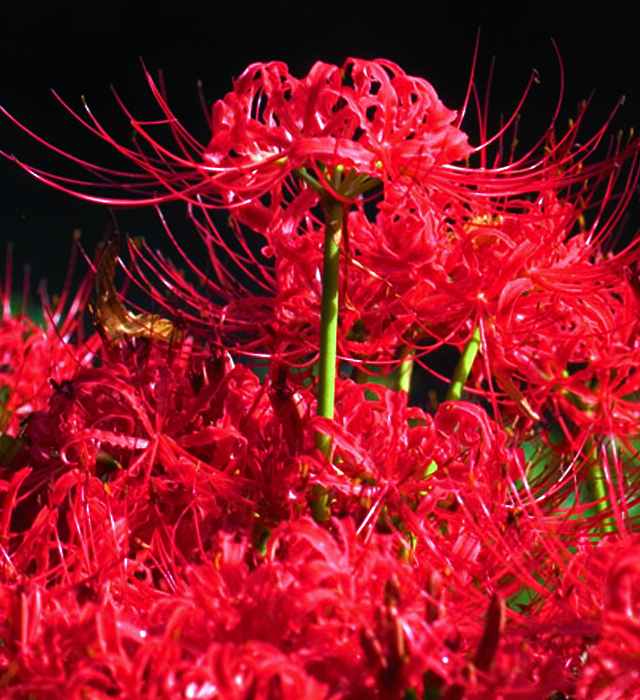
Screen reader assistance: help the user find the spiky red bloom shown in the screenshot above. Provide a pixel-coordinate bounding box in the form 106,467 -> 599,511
0,59 -> 471,359
1,58 -> 470,205
202,58 -> 471,200
0,241 -> 100,455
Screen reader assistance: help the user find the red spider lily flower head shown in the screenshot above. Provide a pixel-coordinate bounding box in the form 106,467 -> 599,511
0,239 -> 100,441
0,58 -> 471,208
483,265 -> 640,445
566,539 -> 640,698
203,58 -> 472,202
202,91 -> 640,370
0,58 -> 474,364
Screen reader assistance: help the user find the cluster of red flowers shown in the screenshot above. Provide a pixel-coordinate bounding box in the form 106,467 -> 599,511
2,58 -> 640,699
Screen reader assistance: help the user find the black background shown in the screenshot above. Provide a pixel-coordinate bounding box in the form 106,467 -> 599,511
2,0 -> 640,296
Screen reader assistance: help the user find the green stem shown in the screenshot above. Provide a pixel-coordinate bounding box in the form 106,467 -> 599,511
446,325 -> 481,402
315,197 -> 343,454
585,438 -> 615,533
588,462 -> 610,521
395,346 -> 414,394
561,380 -> 614,533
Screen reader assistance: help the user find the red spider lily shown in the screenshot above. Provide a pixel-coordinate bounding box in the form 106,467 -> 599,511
561,538 -> 640,699
0,58 -> 473,364
476,242 -> 640,450
308,379 -> 523,534
0,239 -> 99,439
1,58 -> 471,207
16,338 -> 316,537
0,353 -> 634,698
202,58 -> 471,201
141,114 -> 640,378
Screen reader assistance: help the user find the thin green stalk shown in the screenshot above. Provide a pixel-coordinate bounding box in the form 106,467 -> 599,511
395,346 -> 414,394
297,166 -> 377,520
315,197 -> 343,454
587,461 -> 612,528
446,325 -> 481,402
561,380 -> 614,533
584,438 -> 615,534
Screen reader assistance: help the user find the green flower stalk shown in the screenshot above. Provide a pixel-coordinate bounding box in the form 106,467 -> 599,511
294,165 -> 380,454
395,346 -> 415,395
446,325 -> 481,402
315,197 -> 343,453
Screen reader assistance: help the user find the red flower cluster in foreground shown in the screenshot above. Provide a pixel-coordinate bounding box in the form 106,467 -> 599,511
2,58 -> 640,699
